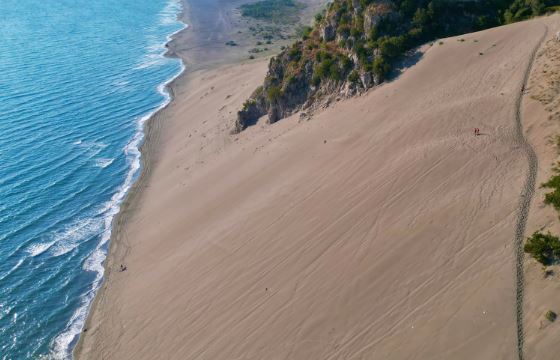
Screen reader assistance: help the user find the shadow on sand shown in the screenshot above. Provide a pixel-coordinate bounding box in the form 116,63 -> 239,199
387,48 -> 424,82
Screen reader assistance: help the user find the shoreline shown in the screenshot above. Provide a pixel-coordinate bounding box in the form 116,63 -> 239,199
72,1 -> 191,356
73,0 -> 278,356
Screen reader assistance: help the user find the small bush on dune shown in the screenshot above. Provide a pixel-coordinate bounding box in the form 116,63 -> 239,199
524,232 -> 560,266
542,166 -> 560,210
545,310 -> 557,322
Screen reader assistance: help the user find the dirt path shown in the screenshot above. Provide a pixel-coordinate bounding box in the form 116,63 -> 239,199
513,24 -> 548,360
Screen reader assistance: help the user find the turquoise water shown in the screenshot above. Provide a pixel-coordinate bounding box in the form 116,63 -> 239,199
0,0 -> 185,358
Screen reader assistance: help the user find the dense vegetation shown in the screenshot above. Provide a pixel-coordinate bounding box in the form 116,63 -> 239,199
505,0 -> 558,22
236,0 -> 560,130
240,0 -> 304,23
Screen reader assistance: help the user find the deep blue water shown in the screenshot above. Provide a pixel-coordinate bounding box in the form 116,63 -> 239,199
0,0 -> 184,358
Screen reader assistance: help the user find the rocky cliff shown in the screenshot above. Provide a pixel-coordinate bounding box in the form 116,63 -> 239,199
235,0 -> 553,130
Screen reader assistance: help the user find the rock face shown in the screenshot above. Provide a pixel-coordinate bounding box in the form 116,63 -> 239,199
236,0 -> 400,131
238,48 -> 316,129
322,23 -> 337,42
360,71 -> 375,88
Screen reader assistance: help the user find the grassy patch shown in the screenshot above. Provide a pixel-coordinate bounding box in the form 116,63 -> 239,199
240,0 -> 304,24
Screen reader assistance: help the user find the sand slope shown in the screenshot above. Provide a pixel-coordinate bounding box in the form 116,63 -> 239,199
77,16 -> 559,360
522,24 -> 560,359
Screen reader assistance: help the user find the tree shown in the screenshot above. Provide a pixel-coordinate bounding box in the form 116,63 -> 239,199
373,57 -> 391,79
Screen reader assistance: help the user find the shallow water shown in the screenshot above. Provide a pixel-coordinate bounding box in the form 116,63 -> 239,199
0,0 -> 184,358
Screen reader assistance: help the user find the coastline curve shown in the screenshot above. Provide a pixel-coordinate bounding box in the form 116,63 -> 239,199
57,0 -> 189,358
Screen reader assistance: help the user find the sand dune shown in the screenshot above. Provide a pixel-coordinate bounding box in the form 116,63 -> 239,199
77,16 -> 560,360
521,26 -> 560,359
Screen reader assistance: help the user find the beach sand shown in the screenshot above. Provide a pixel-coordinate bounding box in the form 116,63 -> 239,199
75,4 -> 560,359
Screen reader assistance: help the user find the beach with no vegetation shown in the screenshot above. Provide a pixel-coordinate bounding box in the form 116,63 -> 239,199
75,1 -> 560,359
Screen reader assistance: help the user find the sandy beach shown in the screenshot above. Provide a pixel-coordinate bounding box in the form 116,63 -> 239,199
75,1 -> 560,358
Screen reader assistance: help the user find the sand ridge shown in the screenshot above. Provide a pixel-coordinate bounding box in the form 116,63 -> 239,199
77,15 -> 560,360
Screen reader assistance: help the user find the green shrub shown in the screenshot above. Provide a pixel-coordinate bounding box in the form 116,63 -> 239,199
340,56 -> 353,72
348,70 -> 360,84
378,36 -> 406,60
242,98 -> 257,110
545,310 -> 557,322
311,74 -> 321,86
285,75 -> 296,85
288,45 -> 302,61
300,26 -> 313,40
267,86 -> 282,102
316,58 -> 332,77
524,232 -> 560,265
337,24 -> 351,38
372,57 -> 391,79
351,27 -> 363,38
542,168 -> 560,210
329,64 -> 342,80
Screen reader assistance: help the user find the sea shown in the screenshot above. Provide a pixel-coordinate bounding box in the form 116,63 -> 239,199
0,0 -> 185,358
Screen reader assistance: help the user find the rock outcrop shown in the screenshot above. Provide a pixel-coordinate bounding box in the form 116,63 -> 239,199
236,0 -> 511,131
236,0 -> 400,131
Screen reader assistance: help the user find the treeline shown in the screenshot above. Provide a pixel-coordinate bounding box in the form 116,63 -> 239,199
324,0 -> 558,80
